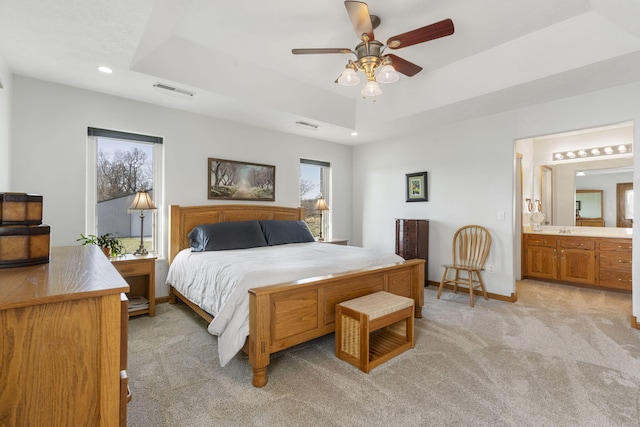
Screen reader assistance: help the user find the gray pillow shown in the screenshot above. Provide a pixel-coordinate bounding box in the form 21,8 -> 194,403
259,220 -> 315,246
188,220 -> 267,251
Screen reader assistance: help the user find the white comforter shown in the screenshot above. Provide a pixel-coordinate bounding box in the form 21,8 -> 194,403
166,242 -> 403,366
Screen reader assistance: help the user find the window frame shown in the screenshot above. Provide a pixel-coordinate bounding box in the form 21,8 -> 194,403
300,158 -> 332,239
86,128 -> 164,256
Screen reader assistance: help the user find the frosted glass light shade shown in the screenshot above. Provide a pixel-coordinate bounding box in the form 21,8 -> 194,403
338,68 -> 360,86
361,81 -> 382,97
376,64 -> 399,83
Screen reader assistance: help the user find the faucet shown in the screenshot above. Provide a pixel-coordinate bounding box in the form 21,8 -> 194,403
558,228 -> 572,234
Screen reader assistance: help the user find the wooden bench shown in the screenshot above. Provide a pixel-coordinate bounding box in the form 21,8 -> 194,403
335,291 -> 415,373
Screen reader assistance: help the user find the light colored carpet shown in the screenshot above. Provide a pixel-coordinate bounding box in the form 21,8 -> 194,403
127,280 -> 640,426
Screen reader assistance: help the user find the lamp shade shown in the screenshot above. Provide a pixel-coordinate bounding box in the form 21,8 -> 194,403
338,68 -> 360,86
129,191 -> 156,211
376,64 -> 399,84
316,197 -> 329,211
361,80 -> 382,97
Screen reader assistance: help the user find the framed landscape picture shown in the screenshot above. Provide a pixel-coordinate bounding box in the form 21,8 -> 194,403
406,171 -> 428,202
208,158 -> 275,201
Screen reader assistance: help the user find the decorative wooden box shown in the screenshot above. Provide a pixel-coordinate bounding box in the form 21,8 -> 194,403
0,225 -> 51,267
0,193 -> 50,268
0,193 -> 43,224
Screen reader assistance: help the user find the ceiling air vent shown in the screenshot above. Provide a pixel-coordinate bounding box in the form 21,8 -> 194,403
153,82 -> 194,98
296,121 -> 319,130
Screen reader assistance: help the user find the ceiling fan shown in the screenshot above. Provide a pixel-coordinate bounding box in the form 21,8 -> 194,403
292,1 -> 454,98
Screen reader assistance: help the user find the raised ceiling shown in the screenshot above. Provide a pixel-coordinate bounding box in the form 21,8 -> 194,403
1,0 -> 640,145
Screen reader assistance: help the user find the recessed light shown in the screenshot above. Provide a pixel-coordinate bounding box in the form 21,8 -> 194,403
98,66 -> 113,74
351,131 -> 358,136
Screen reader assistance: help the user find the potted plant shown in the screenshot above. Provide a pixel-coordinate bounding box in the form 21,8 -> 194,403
77,233 -> 125,257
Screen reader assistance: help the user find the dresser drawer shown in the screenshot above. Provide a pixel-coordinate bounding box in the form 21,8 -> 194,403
112,260 -> 152,277
600,241 -> 632,252
525,235 -> 556,248
558,238 -> 594,250
599,270 -> 632,291
599,251 -> 632,271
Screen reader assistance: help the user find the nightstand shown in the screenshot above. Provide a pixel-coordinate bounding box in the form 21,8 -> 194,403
111,253 -> 156,317
320,238 -> 349,245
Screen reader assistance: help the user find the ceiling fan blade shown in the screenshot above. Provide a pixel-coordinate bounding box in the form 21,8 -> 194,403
292,48 -> 353,55
386,54 -> 423,77
387,18 -> 454,50
344,1 -> 374,41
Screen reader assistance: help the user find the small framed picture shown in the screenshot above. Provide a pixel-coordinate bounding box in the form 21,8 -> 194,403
406,172 -> 428,202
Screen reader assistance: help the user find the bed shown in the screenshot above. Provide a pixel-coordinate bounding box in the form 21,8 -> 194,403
167,204 -> 425,387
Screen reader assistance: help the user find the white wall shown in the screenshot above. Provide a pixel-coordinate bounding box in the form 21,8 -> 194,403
0,53 -> 11,190
11,76 -> 353,298
353,82 -> 640,319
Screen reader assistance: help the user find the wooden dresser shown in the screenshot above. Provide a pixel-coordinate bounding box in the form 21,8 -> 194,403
395,219 -> 429,286
576,218 -> 605,227
0,245 -> 130,426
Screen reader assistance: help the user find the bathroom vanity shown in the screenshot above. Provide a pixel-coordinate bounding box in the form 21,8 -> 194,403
523,227 -> 632,291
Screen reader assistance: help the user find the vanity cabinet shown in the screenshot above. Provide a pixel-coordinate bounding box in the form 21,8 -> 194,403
558,238 -> 596,285
524,235 -> 557,280
523,234 -> 631,291
598,239 -> 632,291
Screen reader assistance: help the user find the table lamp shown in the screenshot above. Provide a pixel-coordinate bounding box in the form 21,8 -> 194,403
128,190 -> 156,255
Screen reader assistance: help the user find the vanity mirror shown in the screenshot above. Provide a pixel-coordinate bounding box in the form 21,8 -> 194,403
521,121 -> 633,229
540,162 -> 633,227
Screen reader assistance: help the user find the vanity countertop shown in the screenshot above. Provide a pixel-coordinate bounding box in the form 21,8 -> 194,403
523,225 -> 632,238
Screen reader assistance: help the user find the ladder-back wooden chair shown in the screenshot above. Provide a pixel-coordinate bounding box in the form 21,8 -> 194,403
437,225 -> 492,307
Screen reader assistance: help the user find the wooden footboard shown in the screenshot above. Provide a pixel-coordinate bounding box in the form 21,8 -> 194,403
247,258 -> 424,387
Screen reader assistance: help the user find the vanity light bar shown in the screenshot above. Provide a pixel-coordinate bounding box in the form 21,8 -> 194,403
552,144 -> 632,161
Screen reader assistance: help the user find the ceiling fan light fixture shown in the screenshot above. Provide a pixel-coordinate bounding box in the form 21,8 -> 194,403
376,64 -> 399,84
361,80 -> 382,97
338,68 -> 360,86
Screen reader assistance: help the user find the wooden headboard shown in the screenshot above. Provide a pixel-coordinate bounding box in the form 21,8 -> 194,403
168,204 -> 305,263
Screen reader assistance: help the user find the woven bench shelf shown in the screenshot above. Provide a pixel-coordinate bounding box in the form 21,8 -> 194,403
335,291 -> 415,373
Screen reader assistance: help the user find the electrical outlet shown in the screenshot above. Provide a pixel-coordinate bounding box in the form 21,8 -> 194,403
487,264 -> 494,273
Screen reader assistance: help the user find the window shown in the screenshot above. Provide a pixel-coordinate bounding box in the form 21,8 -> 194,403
87,128 -> 163,255
300,159 -> 331,239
